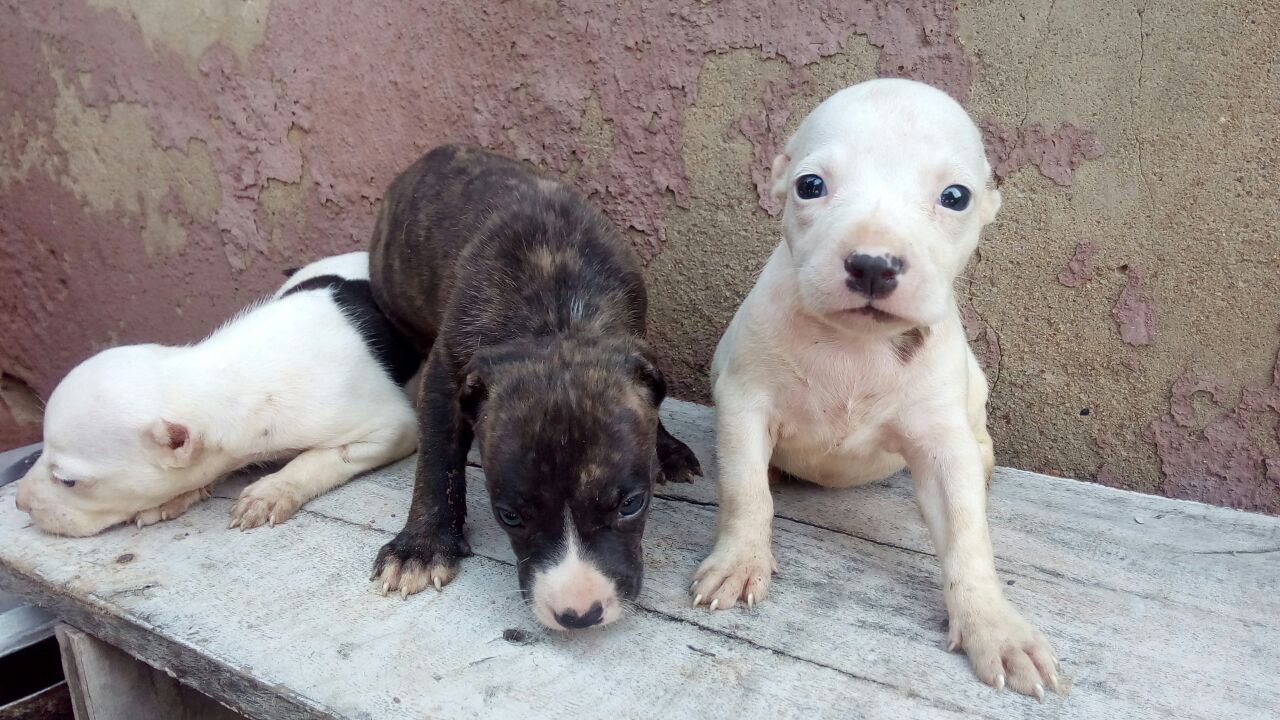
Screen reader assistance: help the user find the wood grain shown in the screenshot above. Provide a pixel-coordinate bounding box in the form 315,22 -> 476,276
0,400 -> 1276,719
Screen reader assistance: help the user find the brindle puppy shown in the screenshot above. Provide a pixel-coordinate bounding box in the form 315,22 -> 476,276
369,145 -> 701,630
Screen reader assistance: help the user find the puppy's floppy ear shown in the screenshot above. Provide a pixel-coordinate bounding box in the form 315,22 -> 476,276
457,365 -> 489,425
627,347 -> 667,407
769,153 -> 792,202
978,159 -> 1002,225
147,420 -> 198,468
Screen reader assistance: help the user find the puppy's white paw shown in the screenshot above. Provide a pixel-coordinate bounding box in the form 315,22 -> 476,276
230,477 -> 301,530
949,603 -> 1062,699
690,539 -> 776,611
131,486 -> 211,528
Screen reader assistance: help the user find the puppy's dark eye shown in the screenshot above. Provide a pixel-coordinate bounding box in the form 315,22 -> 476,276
939,184 -> 971,211
795,174 -> 827,200
497,508 -> 523,527
618,492 -> 646,519
56,477 -> 75,488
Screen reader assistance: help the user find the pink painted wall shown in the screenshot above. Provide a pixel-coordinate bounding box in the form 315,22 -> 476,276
2,0 -> 1277,512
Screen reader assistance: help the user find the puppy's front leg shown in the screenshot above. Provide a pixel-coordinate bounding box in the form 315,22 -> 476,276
132,486 -> 213,528
230,417 -> 417,530
691,392 -> 776,610
902,415 -> 1059,699
372,353 -> 473,598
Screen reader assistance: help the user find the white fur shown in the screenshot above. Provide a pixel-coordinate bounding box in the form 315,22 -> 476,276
15,251 -> 418,537
530,513 -> 621,630
692,80 -> 1060,698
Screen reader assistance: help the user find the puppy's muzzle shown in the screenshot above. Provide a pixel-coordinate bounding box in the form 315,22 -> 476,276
845,253 -> 904,299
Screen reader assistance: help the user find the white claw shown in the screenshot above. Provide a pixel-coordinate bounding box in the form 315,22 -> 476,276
433,576 -> 442,592
400,586 -> 409,600
747,593 -> 754,610
709,598 -> 719,612
693,594 -> 703,607
136,518 -> 143,529
381,582 -> 390,596
995,674 -> 1006,692
268,515 -> 276,528
1034,683 -> 1045,702
946,638 -> 959,652
1049,674 -> 1060,693
228,518 -> 237,529
690,579 -> 698,591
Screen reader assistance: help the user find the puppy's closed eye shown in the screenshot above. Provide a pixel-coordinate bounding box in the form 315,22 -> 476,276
53,475 -> 76,488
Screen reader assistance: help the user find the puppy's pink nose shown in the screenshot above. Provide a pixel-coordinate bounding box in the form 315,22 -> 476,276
15,485 -> 32,513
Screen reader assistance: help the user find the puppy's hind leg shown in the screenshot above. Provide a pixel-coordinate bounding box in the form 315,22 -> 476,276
656,420 -> 702,484
230,418 -> 417,530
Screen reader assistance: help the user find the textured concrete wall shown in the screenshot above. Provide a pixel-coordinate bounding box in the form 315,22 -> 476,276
1,1 -> 1277,512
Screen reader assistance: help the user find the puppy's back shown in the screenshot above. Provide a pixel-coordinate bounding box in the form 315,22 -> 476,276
370,145 -> 646,355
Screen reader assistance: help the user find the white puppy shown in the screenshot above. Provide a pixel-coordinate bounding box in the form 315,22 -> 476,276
14,251 -> 419,537
693,80 -> 1059,698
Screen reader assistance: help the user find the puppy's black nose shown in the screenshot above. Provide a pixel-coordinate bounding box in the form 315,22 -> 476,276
845,253 -> 903,299
555,602 -> 605,629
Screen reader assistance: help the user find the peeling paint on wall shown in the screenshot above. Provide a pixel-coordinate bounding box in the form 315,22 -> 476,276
734,66 -> 813,216
981,121 -> 1105,186
88,0 -> 271,69
1058,240 -> 1100,287
1112,265 -> 1156,346
1148,352 -> 1280,513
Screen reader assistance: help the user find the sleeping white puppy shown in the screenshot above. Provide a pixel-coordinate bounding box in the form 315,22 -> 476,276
14,251 -> 419,537
692,79 -> 1059,698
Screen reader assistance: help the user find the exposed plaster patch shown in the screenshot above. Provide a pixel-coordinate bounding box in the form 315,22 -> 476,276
88,0 -> 271,68
257,167 -> 311,253
1057,240 -> 1100,287
734,66 -> 813,216
568,93 -> 616,186
981,120 -> 1105,186
1112,264 -> 1156,346
0,114 -> 56,187
1149,350 -> 1280,513
44,71 -> 221,256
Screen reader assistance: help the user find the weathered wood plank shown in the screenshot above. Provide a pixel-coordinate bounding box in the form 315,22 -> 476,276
57,624 -> 245,720
0,400 -> 1277,719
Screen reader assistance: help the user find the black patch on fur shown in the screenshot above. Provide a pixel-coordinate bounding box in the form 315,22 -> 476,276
282,275 -> 419,385
891,326 -> 929,364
